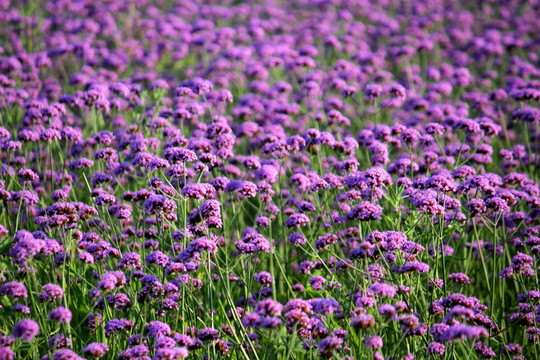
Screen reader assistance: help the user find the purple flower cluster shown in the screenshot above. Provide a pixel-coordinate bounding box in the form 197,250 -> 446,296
0,0 -> 538,358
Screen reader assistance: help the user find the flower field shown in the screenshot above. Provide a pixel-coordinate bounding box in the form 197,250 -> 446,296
0,0 -> 539,359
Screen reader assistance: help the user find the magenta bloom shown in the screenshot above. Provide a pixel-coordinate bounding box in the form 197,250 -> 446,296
0,346 -> 15,360
12,319 -> 40,342
144,195 -> 176,215
318,336 -> 343,358
0,281 -> 28,299
364,335 -> 383,349
82,342 -> 109,358
234,231 -> 271,254
448,273 -> 470,285
145,321 -> 171,339
285,213 -> 310,228
427,342 -> 445,355
49,307 -> 72,323
52,349 -> 83,360
346,201 -> 383,221
288,232 -> 307,246
39,283 -> 64,302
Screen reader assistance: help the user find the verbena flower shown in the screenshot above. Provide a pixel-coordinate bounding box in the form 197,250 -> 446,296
12,319 -> 39,342
48,307 -> 72,323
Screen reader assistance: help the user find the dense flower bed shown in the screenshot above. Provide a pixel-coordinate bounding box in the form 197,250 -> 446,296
0,0 -> 539,359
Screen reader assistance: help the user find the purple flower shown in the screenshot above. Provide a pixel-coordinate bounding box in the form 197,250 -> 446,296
363,167 -> 393,188
369,282 -> 396,297
501,343 -> 522,356
364,335 -> 383,349
426,175 -> 457,192
104,318 -> 136,337
0,347 -> 15,360
197,327 -> 220,341
466,199 -> 487,216
350,314 -> 376,329
346,202 -> 383,221
0,281 -> 28,299
378,304 -> 397,319
182,183 -> 215,200
117,252 -> 143,270
364,84 -> 383,101
398,261 -> 430,274
424,123 -> 445,135
288,232 -> 306,246
309,276 -> 327,291
310,298 -> 341,315
255,165 -> 279,184
236,181 -> 258,198
318,336 -> 343,358
149,79 -> 169,91
285,213 -> 310,228
12,304 -> 30,314
52,349 -> 83,360
16,168 -> 39,182
474,342 -> 495,358
48,334 -> 71,349
39,283 -> 64,302
254,272 -> 273,286
448,273 -> 470,285
144,195 -> 177,215
254,299 -> 284,317
49,306 -> 72,323
440,324 -> 488,342
199,199 -> 221,218
146,251 -> 170,267
235,230 -> 271,254
12,319 -> 40,342
145,321 -> 171,339
164,147 -> 197,163
40,128 -> 61,142
153,347 -> 189,359
97,271 -> 125,292
155,336 -> 176,349
314,233 -> 338,251
82,342 -> 109,358
88,313 -> 102,332
427,341 -> 445,355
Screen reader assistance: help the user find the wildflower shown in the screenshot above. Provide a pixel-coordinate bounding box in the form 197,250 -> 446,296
351,314 -> 376,329
254,272 -> 273,286
39,284 -> 64,302
288,232 -> 306,246
182,183 -> 215,199
398,261 -> 430,274
346,202 -> 383,221
369,283 -> 397,297
318,336 -> 343,358
49,307 -> 72,323
145,321 -> 171,338
440,324 -> 488,342
427,342 -> 445,355
117,252 -> 143,270
82,343 -> 109,358
309,276 -> 327,291
364,335 -> 383,349
448,273 -> 470,284
12,319 -> 40,341
52,349 -> 83,360
0,347 -> 15,360
0,281 -> 28,299
474,342 -> 496,358
235,231 -> 271,254
144,195 -> 177,215
48,334 -> 71,349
